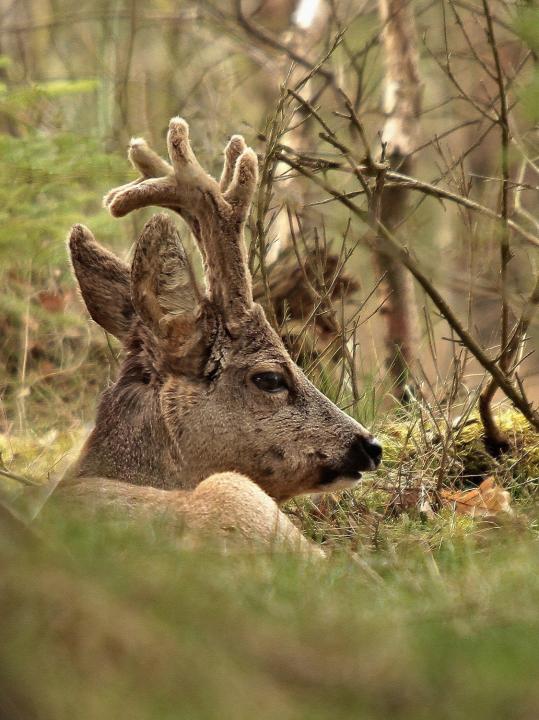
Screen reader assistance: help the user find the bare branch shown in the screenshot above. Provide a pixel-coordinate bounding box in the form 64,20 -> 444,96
277,152 -> 539,430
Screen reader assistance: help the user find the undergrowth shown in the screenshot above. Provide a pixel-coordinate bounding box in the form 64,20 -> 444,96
2,485 -> 539,720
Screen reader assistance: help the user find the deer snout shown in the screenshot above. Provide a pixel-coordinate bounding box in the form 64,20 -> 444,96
358,434 -> 383,469
317,432 -> 382,486
344,433 -> 383,472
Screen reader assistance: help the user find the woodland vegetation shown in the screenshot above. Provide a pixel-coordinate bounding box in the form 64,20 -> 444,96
1,1 -> 539,718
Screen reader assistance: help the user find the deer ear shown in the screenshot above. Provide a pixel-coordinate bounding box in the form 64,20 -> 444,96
131,214 -> 201,340
68,225 -> 135,342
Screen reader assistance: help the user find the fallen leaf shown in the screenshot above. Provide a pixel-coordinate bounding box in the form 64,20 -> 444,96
386,477 -> 512,520
440,477 -> 512,518
37,289 -> 72,313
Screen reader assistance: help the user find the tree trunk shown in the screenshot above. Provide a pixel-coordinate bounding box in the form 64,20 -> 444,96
375,0 -> 422,399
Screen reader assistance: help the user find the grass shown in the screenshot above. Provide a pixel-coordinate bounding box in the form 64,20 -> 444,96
1,401 -> 539,719
1,47 -> 539,719
2,494 -> 539,720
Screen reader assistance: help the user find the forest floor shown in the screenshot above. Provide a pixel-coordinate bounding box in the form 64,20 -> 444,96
1,391 -> 539,720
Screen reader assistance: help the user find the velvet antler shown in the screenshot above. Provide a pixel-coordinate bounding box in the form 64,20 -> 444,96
104,118 -> 258,329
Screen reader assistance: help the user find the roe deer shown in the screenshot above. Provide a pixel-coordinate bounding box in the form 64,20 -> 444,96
59,117 -> 381,553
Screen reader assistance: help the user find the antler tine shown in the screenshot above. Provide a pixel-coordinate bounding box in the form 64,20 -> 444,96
129,137 -> 173,178
223,148 -> 258,219
197,147 -> 258,322
106,176 -> 179,218
104,117 -> 259,327
220,135 -> 247,192
103,138 -> 172,210
166,118 -> 213,187
105,119 -> 203,218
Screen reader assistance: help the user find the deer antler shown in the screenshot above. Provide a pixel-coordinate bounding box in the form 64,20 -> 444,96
104,118 -> 258,328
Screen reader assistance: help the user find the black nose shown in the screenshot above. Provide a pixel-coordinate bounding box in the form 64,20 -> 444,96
317,434 -> 383,485
361,435 -> 383,468
348,434 -> 382,471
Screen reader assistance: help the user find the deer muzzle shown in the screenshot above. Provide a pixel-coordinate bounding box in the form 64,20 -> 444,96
318,434 -> 382,486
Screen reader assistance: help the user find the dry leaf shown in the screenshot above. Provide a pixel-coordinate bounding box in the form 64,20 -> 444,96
37,289 -> 72,313
386,477 -> 512,520
440,477 -> 512,518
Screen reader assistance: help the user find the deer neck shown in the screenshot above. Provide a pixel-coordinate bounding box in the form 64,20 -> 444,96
74,373 -> 187,490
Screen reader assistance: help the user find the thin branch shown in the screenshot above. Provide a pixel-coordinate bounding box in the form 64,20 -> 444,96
477,0 -> 515,449
303,158 -> 539,249
234,0 -> 334,83
0,467 -> 42,487
277,152 -> 539,430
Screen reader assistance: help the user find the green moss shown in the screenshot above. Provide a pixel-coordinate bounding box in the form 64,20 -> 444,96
377,407 -> 539,488
0,429 -> 84,520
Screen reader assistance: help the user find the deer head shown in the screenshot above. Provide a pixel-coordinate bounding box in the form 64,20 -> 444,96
68,118 -> 381,502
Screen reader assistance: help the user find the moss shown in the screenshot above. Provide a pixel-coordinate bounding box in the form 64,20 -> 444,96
0,429 -> 84,520
377,407 -> 539,488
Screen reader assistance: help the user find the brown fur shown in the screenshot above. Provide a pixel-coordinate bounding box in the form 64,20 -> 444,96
61,118 -> 382,552
58,472 -> 323,556
69,226 -> 134,341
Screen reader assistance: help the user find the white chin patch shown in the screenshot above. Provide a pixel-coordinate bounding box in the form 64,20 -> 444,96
325,476 -> 361,492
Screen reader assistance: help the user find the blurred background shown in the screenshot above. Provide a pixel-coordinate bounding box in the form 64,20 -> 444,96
0,0 -> 537,436
1,5 -> 539,718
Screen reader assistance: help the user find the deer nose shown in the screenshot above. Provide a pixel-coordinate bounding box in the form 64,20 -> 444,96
365,435 -> 383,468
356,434 -> 383,470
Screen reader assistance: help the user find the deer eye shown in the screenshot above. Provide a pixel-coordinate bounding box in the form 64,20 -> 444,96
251,372 -> 288,393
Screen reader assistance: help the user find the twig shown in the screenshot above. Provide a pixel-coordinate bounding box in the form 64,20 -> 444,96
277,152 -> 539,430
287,88 -> 372,199
298,159 -> 539,249
0,467 -> 42,487
234,0 -> 334,83
478,0 -> 515,450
